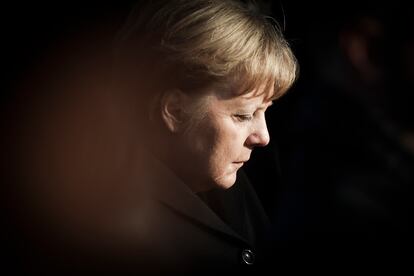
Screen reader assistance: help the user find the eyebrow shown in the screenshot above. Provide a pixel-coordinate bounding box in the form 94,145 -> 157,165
234,97 -> 273,111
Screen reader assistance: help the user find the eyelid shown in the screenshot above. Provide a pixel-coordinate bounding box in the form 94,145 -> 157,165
233,101 -> 273,122
234,114 -> 253,122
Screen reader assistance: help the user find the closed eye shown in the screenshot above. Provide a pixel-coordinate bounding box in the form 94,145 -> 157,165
234,114 -> 253,122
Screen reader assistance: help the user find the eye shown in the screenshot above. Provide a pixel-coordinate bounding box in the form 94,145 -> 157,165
234,114 -> 253,122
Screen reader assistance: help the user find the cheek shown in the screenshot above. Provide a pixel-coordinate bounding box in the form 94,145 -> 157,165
184,119 -> 217,162
209,121 -> 246,164
187,113 -> 248,176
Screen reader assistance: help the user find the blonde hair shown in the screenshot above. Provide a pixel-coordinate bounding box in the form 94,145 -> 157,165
117,0 -> 297,101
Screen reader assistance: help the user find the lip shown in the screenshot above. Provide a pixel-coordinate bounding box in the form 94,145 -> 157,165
233,162 -> 244,169
233,161 -> 247,167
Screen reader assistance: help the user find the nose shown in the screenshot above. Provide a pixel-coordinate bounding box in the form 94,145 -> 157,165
245,114 -> 270,148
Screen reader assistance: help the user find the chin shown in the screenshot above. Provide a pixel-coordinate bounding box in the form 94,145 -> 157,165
214,172 -> 237,190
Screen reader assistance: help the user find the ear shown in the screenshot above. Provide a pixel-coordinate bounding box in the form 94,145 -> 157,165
160,89 -> 189,133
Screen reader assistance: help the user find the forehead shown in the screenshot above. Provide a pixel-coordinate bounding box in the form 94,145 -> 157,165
208,79 -> 275,101
204,85 -> 273,110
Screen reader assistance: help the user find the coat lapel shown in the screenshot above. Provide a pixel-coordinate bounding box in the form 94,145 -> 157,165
145,155 -> 249,244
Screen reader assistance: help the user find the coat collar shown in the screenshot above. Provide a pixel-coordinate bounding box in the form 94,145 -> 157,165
144,155 -> 249,244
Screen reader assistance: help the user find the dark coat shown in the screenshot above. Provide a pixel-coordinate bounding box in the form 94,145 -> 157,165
125,157 -> 274,275
2,154 -> 274,275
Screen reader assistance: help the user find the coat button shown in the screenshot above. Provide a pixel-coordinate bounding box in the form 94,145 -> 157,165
241,249 -> 255,265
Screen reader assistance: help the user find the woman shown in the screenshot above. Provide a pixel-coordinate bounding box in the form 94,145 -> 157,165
111,0 -> 297,273
2,0 -> 297,274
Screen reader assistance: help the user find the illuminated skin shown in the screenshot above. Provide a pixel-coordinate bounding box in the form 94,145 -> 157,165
175,88 -> 272,192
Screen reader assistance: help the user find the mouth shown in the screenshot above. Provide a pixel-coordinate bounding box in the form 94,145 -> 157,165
234,159 -> 249,164
233,161 -> 247,167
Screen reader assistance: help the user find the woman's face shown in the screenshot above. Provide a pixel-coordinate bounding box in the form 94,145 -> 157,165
175,86 -> 272,191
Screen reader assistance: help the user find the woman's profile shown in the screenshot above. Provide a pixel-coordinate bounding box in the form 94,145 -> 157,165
1,0 -> 297,274
112,0 -> 297,273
